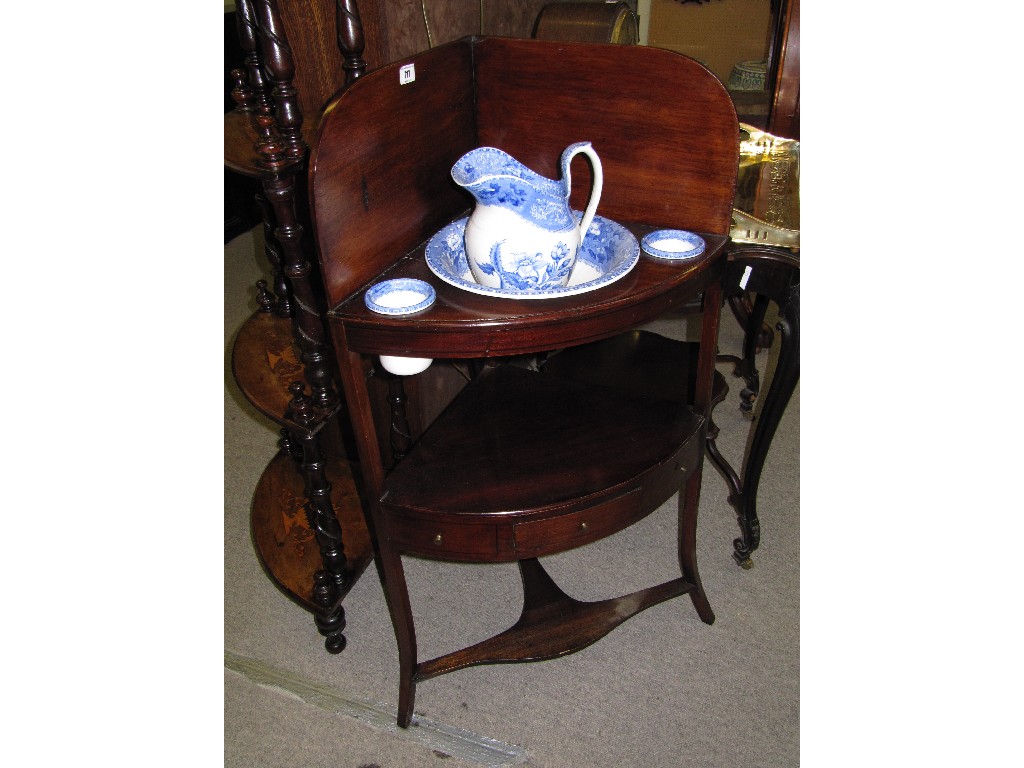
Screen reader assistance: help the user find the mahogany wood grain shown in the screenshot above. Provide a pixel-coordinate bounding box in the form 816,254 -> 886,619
473,39 -> 738,233
309,42 -> 478,310
544,330 -> 720,405
326,226 -> 726,359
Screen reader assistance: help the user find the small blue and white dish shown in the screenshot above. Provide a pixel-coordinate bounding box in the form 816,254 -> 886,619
641,230 -> 706,260
364,278 -> 436,315
425,214 -> 639,299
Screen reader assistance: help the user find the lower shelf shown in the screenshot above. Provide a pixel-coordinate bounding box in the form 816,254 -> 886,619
415,558 -> 694,682
251,450 -> 373,612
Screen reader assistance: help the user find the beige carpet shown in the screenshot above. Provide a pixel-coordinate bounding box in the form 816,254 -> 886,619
224,226 -> 799,767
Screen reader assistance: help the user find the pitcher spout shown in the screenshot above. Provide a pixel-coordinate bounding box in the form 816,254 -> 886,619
452,146 -> 572,231
452,147 -> 559,198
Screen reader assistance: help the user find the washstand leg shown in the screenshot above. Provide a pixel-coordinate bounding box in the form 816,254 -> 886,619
372,537 -> 419,728
679,468 -> 715,625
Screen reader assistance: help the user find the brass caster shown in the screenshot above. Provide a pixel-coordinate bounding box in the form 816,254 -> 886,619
732,549 -> 754,569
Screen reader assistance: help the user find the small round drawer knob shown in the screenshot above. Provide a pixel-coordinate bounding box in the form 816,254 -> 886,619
579,522 -> 588,532
432,533 -> 443,545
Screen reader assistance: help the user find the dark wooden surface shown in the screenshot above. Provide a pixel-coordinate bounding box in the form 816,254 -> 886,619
329,224 -> 727,358
224,109 -> 322,178
310,36 -> 737,727
380,364 -> 704,551
544,330 -> 718,406
231,311 -> 331,434
228,0 -> 375,654
309,37 -> 738,311
250,450 -> 372,612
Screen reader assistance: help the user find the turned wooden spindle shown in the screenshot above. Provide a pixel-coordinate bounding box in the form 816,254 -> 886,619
272,177 -> 337,409
230,68 -> 254,113
286,381 -> 314,425
248,1 -> 337,410
235,0 -> 272,118
252,0 -> 303,161
254,193 -> 293,317
286,380 -> 349,589
277,427 -> 294,458
336,0 -> 367,85
286,414 -> 349,654
301,431 -> 348,593
255,279 -> 275,313
282,378 -> 350,653
386,373 -> 413,464
313,571 -> 347,654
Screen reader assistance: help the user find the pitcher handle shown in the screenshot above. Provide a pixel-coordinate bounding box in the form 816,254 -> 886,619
561,142 -> 603,244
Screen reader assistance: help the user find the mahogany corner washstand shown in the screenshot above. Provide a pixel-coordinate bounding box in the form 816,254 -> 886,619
309,36 -> 739,727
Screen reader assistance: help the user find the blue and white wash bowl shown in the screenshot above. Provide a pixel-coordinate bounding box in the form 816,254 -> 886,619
451,142 -> 603,292
425,214 -> 639,299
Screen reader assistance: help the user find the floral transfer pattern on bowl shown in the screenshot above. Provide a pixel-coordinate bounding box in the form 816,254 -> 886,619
473,238 -> 576,291
425,214 -> 639,300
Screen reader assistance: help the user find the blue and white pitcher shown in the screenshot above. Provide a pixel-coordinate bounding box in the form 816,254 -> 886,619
451,142 -> 603,291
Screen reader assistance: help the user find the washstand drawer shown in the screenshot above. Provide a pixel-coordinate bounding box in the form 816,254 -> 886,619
513,487 -> 645,558
384,514 -> 499,559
